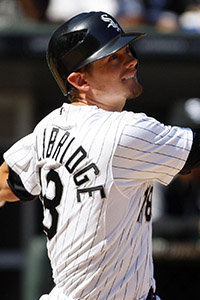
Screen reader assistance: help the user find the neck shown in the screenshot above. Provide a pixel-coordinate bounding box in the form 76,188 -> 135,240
72,93 -> 126,112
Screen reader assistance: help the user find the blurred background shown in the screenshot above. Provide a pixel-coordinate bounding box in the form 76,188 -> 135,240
1,0 -> 200,299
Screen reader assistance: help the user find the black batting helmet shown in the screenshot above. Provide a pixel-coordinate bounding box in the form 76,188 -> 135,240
47,11 -> 146,96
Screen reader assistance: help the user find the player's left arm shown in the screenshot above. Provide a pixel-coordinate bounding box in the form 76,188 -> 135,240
0,162 -> 19,206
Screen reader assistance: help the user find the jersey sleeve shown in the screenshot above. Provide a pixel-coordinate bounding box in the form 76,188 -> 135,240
113,112 -> 193,186
3,133 -> 41,196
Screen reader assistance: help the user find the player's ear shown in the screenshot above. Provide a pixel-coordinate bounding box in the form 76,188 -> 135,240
67,72 -> 89,91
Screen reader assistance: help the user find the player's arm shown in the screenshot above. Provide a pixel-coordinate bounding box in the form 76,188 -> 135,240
0,161 -> 38,207
0,162 -> 19,206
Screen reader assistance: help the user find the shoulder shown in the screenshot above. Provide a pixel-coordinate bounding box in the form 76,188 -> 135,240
120,111 -> 163,133
119,110 -> 192,148
34,106 -> 63,132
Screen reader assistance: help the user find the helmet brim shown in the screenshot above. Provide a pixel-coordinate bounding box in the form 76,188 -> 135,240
75,32 -> 146,71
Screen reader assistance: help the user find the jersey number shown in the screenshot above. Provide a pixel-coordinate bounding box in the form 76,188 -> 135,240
41,169 -> 105,240
137,186 -> 153,223
42,170 -> 63,240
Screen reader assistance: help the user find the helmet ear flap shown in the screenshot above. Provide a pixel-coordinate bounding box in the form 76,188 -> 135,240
47,29 -> 88,96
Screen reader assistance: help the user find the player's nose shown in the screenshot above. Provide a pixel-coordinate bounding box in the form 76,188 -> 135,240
124,55 -> 138,70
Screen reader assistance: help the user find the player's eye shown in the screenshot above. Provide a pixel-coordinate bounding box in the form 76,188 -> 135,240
125,47 -> 131,55
108,53 -> 118,61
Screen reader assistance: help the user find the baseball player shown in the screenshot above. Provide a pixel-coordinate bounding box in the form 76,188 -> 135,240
0,11 -> 199,300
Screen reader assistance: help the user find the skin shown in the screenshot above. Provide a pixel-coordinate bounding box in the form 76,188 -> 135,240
0,162 -> 19,204
0,45 -> 143,205
67,45 -> 143,112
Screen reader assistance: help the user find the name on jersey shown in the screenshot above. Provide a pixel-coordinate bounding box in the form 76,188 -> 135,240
39,127 -> 106,202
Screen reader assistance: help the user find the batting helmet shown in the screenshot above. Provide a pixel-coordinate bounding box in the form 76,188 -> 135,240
47,11 -> 146,96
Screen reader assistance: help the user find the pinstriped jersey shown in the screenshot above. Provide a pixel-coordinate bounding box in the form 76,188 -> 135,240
4,103 -> 193,300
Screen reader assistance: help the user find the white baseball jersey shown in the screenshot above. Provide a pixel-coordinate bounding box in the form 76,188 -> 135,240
4,103 -> 192,300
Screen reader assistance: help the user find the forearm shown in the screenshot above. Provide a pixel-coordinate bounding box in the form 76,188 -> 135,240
0,162 -> 19,203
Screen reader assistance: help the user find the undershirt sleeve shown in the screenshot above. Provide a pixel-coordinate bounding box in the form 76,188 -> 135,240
7,167 -> 38,201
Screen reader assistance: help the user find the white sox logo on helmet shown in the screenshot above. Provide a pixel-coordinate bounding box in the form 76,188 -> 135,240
101,14 -> 121,32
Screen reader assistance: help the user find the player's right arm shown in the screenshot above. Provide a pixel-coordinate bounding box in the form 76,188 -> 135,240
0,162 -> 20,206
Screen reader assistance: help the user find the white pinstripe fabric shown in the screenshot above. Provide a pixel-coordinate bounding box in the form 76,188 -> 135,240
4,103 -> 192,300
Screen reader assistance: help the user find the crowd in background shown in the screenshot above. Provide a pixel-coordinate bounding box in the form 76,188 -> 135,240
1,0 -> 200,33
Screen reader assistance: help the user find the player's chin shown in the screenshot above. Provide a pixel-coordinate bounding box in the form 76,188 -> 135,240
127,83 -> 143,100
